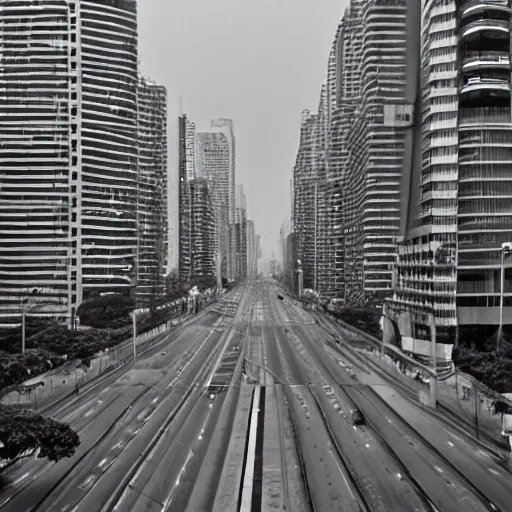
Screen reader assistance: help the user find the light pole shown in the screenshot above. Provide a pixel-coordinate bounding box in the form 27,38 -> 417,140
429,311 -> 437,408
498,242 -> 512,352
131,311 -> 137,360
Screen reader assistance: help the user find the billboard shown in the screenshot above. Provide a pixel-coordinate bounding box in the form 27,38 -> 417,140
383,104 -> 414,127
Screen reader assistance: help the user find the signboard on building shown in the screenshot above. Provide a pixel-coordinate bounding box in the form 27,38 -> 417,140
383,104 -> 414,127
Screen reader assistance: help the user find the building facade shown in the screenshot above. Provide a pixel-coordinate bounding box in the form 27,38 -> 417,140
234,184 -> 247,280
211,119 -> 236,280
247,220 -> 257,279
178,114 -> 195,279
0,0 -> 139,326
386,0 -> 512,365
195,131 -> 230,281
293,110 -> 319,291
136,78 -> 168,306
189,178 -> 216,277
338,0 -> 420,305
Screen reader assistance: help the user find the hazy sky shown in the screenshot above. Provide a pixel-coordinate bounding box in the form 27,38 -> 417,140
138,0 -> 347,261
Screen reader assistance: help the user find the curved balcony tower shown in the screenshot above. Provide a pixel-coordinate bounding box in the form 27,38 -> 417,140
0,0 -> 139,326
457,0 -> 512,326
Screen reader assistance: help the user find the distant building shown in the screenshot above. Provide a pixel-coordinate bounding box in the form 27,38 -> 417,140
178,114 -> 195,279
196,131 -> 230,281
247,220 -> 257,279
137,78 -> 168,306
293,110 -> 319,291
234,185 -> 248,280
189,178 -> 216,277
211,119 -> 236,280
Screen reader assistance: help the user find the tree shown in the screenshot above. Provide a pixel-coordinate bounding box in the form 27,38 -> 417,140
0,405 -> 80,472
77,294 -> 135,328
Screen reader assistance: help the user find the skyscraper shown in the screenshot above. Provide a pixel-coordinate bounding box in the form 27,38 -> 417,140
136,78 -> 168,306
189,178 -> 216,277
386,0 -> 512,365
211,119 -> 236,280
338,0 -> 419,305
234,184 -> 247,280
178,114 -> 195,279
0,0 -> 139,326
196,131 -> 231,281
293,110 -> 319,291
247,220 -> 257,279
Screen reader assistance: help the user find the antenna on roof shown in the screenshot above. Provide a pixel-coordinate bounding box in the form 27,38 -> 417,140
180,96 -> 183,116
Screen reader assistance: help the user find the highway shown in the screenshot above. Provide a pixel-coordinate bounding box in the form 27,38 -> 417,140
1,278 -> 512,511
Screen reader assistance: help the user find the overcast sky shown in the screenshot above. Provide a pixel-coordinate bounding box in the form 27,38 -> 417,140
138,0 -> 347,262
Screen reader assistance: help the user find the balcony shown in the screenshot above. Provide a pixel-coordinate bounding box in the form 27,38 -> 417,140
459,106 -> 511,126
460,77 -> 510,95
462,53 -> 510,72
460,0 -> 510,19
460,19 -> 509,39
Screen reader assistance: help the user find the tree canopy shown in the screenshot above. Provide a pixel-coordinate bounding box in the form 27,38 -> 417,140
0,405 -> 80,472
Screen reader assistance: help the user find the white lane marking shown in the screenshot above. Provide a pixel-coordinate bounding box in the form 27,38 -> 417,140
162,448 -> 195,512
240,385 -> 262,511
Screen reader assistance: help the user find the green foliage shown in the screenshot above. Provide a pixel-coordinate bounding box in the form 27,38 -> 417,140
77,294 -> 135,329
453,329 -> 512,394
0,405 -> 80,471
330,306 -> 382,339
0,349 -> 65,390
0,288 -> 214,391
0,319 -> 57,354
166,273 -> 216,301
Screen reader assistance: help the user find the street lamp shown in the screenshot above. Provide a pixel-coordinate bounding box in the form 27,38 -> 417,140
130,310 -> 137,360
429,312 -> 437,407
498,242 -> 512,352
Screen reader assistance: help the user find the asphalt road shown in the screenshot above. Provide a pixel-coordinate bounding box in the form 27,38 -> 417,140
2,278 -> 512,512
260,279 -> 512,512
0,285 -> 254,512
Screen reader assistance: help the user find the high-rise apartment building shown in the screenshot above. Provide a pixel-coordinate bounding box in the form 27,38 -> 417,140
247,220 -> 257,279
178,114 -> 195,279
325,8 -> 364,302
337,0 -> 419,305
0,0 -> 139,326
136,78 -> 168,306
211,119 -> 236,280
386,0 -> 512,365
234,184 -> 247,280
189,178 -> 216,277
196,130 -> 231,281
293,110 -> 320,290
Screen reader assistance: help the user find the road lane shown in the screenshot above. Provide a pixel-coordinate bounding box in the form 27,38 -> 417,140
280,298 -> 504,512
0,286 -> 252,512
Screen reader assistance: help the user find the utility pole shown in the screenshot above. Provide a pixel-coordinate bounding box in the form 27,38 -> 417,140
131,311 -> 137,360
429,312 -> 437,408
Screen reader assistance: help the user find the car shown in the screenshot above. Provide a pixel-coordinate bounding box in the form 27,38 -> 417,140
277,294 -> 284,300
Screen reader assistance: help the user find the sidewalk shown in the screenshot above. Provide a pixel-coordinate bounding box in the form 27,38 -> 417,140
349,362 -> 512,510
